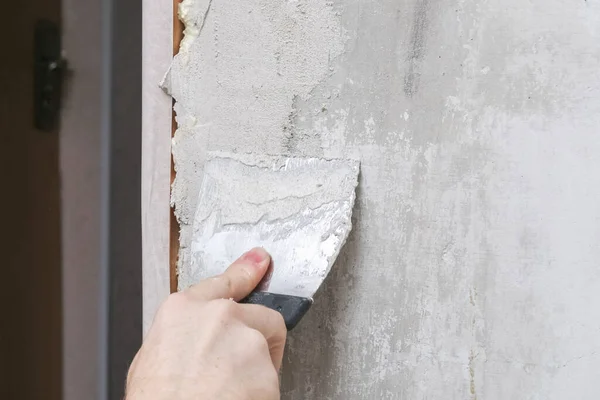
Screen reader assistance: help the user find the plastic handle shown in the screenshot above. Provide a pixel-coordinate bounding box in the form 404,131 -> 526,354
240,292 -> 313,330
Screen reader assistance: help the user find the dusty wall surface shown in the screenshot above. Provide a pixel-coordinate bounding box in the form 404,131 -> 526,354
164,0 -> 600,398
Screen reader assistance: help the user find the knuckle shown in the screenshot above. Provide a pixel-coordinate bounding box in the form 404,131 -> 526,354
269,309 -> 287,337
245,328 -> 270,354
157,292 -> 188,316
210,298 -> 238,321
257,306 -> 287,339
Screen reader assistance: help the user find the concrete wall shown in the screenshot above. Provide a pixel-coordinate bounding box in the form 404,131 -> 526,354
164,0 -> 600,398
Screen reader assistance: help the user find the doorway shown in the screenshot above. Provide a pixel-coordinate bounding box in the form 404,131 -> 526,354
0,1 -> 62,399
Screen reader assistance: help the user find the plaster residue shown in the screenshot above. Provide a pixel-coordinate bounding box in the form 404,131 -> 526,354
177,0 -> 212,57
164,0 -> 600,398
183,152 -> 359,297
165,0 -> 348,270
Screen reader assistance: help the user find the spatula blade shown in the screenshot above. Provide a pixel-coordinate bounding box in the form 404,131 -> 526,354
189,152 -> 359,299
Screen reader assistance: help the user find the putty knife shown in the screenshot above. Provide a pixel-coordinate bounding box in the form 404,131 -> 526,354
189,152 -> 360,330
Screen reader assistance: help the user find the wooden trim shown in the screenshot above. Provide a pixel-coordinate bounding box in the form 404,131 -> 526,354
169,106 -> 180,294
169,0 -> 184,294
173,0 -> 184,56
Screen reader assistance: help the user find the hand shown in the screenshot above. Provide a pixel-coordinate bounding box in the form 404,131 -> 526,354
126,248 -> 287,400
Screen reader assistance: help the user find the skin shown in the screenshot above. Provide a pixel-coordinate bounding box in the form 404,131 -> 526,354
126,247 -> 287,400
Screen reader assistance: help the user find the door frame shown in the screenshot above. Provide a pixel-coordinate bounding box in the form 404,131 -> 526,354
140,0 -> 173,337
61,0 -> 143,398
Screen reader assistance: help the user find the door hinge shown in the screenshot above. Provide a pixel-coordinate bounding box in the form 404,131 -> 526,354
34,20 -> 67,132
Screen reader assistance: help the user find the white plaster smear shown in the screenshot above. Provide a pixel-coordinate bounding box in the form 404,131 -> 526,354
165,0 -> 600,398
186,152 -> 359,297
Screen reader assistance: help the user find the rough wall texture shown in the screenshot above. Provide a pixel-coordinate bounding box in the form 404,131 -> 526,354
164,0 -> 600,398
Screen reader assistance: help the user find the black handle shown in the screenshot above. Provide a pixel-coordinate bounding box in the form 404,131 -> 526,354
240,292 -> 312,330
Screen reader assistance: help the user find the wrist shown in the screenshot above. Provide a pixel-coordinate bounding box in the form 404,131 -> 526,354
125,376 -> 241,400
125,377 -> 194,400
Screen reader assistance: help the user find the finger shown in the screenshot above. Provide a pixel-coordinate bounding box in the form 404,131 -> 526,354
186,247 -> 271,301
236,303 -> 287,371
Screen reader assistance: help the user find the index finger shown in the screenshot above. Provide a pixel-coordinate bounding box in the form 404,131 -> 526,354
237,303 -> 287,370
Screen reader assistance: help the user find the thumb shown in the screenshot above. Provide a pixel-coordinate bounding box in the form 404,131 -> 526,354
187,247 -> 271,301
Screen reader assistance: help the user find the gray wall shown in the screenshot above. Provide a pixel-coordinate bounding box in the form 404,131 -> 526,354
167,0 -> 600,398
61,0 -> 104,398
108,0 -> 143,398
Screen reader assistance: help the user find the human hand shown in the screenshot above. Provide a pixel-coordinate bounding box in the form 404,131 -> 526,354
126,247 -> 287,400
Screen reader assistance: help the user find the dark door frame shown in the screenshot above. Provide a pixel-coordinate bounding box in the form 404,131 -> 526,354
61,0 -> 142,399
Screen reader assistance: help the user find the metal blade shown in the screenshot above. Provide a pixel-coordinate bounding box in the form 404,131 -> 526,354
188,151 -> 360,298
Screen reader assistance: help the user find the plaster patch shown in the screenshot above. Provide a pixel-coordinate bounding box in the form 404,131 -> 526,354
178,0 -> 212,58
165,0 -> 348,272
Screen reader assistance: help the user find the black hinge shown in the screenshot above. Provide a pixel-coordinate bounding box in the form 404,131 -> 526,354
34,20 -> 66,132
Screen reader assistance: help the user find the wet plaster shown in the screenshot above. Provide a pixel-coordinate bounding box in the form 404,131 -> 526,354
186,152 -> 360,298
164,0 -> 600,398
